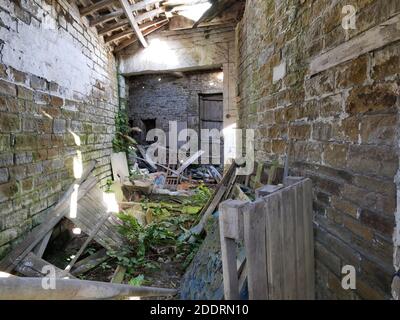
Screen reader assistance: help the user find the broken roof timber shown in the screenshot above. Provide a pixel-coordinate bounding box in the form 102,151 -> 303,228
119,0 -> 148,47
90,5 -> 165,27
114,19 -> 169,52
104,17 -> 168,43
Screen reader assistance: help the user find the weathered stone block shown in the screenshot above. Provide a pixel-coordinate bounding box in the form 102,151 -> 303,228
346,83 -> 398,115
359,209 -> 394,238
0,112 -> 20,132
289,123 -> 311,140
343,215 -> 374,241
319,94 -> 342,118
360,114 -> 396,146
17,85 -> 34,101
336,55 -> 368,89
312,122 -> 332,141
0,134 -> 10,152
315,241 -> 341,276
0,228 -> 19,247
30,75 -> 48,91
53,119 -> 66,134
0,80 -> 17,96
347,145 -> 397,178
0,181 -> 19,202
372,42 -> 400,80
14,134 -> 38,151
324,143 -> 348,168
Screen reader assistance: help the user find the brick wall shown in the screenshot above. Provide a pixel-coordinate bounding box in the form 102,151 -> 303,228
127,70 -> 224,140
237,0 -> 399,299
0,0 -> 118,257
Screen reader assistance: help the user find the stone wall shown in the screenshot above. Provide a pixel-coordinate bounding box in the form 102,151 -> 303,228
127,70 -> 223,142
236,0 -> 399,299
0,0 -> 118,257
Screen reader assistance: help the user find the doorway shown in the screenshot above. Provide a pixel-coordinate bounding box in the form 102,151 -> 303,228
199,93 -> 224,165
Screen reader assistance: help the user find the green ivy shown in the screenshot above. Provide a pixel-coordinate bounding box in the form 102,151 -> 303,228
112,109 -> 130,153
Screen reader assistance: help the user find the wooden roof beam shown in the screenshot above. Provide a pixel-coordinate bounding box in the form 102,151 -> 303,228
80,0 -> 116,16
90,5 -> 166,27
104,18 -> 168,42
114,19 -> 169,52
119,0 -> 148,47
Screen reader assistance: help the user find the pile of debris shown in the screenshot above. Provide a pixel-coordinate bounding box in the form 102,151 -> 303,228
0,138 -> 286,300
0,160 -> 176,300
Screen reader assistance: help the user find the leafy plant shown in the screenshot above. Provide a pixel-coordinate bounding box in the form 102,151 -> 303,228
129,274 -> 145,287
112,109 -> 131,153
108,185 -> 212,276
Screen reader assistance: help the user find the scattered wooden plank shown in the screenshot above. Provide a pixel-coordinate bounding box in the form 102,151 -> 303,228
309,13 -> 400,75
32,229 -> 52,258
111,152 -> 129,182
64,213 -> 112,275
0,161 -> 97,273
71,249 -> 109,276
111,266 -> 126,284
0,277 -> 177,300
174,150 -> 205,176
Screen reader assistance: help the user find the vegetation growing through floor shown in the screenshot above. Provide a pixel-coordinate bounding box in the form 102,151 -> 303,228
106,185 -> 212,284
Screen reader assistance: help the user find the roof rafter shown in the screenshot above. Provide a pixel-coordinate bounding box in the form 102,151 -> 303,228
119,0 -> 148,47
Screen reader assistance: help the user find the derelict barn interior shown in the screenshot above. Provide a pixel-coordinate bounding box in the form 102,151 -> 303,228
0,0 -> 399,300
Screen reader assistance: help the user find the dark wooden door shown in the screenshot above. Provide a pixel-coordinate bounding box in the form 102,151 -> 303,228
199,93 -> 223,165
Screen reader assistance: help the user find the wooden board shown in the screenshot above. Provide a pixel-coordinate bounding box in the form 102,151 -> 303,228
0,161 -> 97,272
15,253 -> 75,279
264,192 -> 284,299
218,178 -> 315,300
111,152 -> 130,182
71,249 -> 109,276
243,200 -> 268,299
309,13 -> 400,75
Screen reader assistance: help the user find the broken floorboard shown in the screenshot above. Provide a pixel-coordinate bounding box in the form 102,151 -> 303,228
15,252 -> 75,279
71,249 -> 109,276
0,161 -> 97,273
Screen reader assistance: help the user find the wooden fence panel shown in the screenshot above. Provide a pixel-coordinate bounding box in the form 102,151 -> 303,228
219,177 -> 315,300
244,200 -> 268,300
265,192 -> 284,299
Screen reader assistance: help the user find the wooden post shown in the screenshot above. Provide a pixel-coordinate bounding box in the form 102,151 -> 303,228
219,200 -> 246,300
